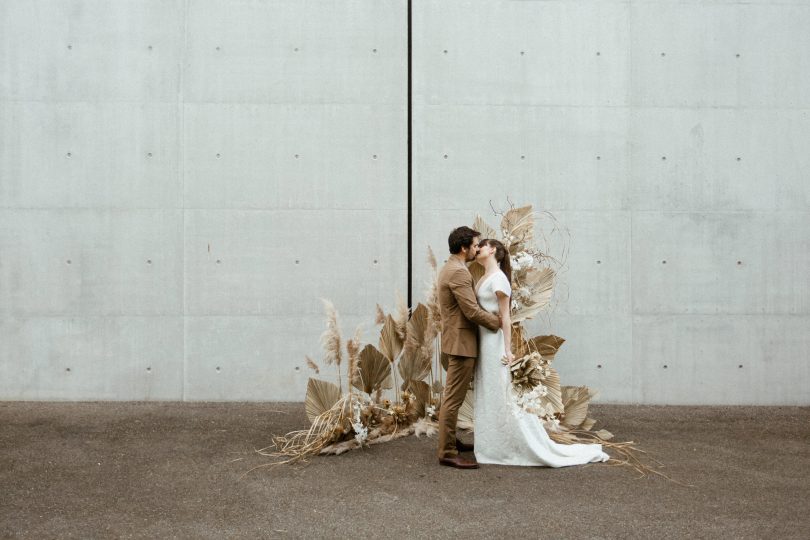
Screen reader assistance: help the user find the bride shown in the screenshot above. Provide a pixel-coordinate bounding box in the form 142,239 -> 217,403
472,239 -> 609,467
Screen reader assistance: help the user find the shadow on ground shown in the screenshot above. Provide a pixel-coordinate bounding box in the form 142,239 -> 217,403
1,403 -> 808,539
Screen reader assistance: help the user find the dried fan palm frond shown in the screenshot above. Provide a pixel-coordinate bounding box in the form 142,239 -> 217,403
319,299 -> 343,367
457,390 -> 475,430
561,385 -> 596,429
394,291 -> 409,341
351,344 -> 392,395
440,351 -> 450,371
304,378 -> 342,424
581,417 -> 597,431
379,314 -> 403,363
468,260 -> 485,285
501,205 -> 534,252
473,214 -> 499,242
527,334 -> 566,361
540,366 -> 564,415
375,304 -> 386,325
512,267 -> 555,322
511,326 -> 529,358
406,380 -> 431,418
399,304 -> 432,384
305,355 -> 320,374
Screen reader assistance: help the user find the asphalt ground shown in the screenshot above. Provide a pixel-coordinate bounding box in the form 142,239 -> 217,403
1,403 -> 808,539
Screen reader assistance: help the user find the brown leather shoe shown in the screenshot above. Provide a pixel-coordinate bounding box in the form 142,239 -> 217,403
439,455 -> 479,469
455,440 -> 474,452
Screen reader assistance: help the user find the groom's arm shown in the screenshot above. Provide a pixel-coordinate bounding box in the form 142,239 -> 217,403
449,268 -> 500,331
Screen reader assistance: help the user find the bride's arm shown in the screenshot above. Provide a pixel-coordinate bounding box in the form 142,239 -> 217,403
496,291 -> 515,364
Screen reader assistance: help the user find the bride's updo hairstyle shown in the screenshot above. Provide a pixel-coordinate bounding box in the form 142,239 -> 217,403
481,239 -> 512,284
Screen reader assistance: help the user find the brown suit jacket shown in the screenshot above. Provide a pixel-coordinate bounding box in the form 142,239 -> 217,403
438,257 -> 500,358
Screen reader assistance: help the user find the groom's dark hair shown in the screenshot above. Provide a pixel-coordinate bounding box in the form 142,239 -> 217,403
448,226 -> 481,254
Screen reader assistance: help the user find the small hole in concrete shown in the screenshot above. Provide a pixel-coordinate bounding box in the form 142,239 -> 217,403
295,260 -> 300,264
443,49 -> 448,54
373,259 -> 378,264
66,367 -> 71,372
215,46 -> 221,51
737,261 -> 742,265
663,365 -> 668,369
661,156 -> 667,161
67,44 -> 72,50
294,47 -> 299,52
372,154 -> 377,159
146,367 -> 152,372
520,51 -> 525,56
147,152 -> 152,157
148,45 -> 153,51
216,366 -> 221,372
295,366 -> 301,371
443,154 -> 448,159
216,153 -> 221,158
520,155 -> 525,160
736,53 -> 740,58
372,48 -> 377,53
738,364 -> 743,368
596,156 -> 601,160
216,259 -> 221,264
736,157 -> 741,161
294,154 -> 299,159
661,52 -> 666,57
147,259 -> 152,264
66,260 -> 72,264
596,51 -> 601,56
596,260 -> 601,264
66,152 -> 72,158
597,364 -> 602,368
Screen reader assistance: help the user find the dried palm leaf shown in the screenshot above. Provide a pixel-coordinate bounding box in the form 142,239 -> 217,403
581,417 -> 597,431
304,378 -> 342,424
561,385 -> 596,429
457,390 -> 475,430
319,299 -> 343,367
468,260 -> 485,285
527,334 -> 565,362
513,268 -> 555,322
501,205 -> 534,252
540,367 -> 564,415
440,351 -> 450,371
511,326 -> 529,358
305,355 -> 319,374
378,315 -> 403,363
473,214 -> 499,242
351,344 -> 392,395
406,380 -> 431,417
399,304 -> 432,383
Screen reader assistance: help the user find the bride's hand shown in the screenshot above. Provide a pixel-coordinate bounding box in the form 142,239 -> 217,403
501,351 -> 516,365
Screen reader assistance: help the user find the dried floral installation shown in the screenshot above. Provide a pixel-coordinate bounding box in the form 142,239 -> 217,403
258,202 -> 672,480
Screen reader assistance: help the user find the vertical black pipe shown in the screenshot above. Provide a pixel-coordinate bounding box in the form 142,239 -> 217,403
407,0 -> 413,309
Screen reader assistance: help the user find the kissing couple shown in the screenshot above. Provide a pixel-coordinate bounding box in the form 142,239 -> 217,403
436,226 -> 609,469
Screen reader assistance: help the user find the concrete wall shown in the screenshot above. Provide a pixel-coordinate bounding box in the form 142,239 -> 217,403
0,0 -> 407,400
2,0 -> 808,404
412,0 -> 810,405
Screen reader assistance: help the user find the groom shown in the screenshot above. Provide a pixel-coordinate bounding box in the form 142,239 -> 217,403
437,226 -> 501,469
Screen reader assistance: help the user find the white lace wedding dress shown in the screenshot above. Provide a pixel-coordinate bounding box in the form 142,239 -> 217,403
473,271 -> 609,467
